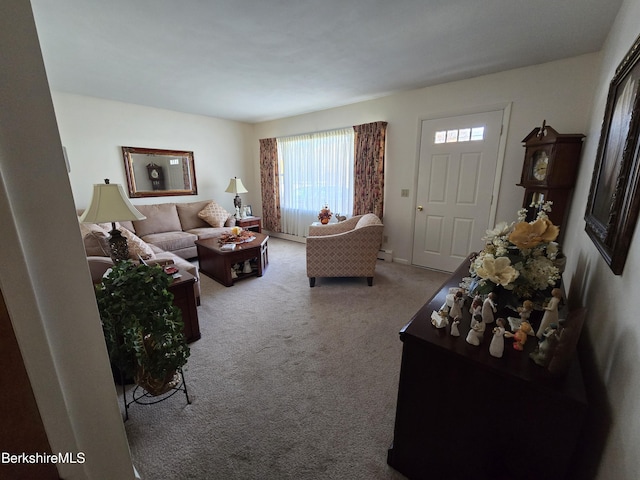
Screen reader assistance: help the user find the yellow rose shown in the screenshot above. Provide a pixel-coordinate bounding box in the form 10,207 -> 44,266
508,218 -> 559,249
231,226 -> 242,236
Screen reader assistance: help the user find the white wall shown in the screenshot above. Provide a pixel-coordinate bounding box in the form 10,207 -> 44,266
0,1 -> 135,478
253,53 -> 600,263
562,0 -> 640,477
52,92 -> 256,213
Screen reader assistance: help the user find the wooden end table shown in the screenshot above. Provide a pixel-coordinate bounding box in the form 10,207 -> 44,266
167,270 -> 200,343
196,232 -> 269,287
235,216 -> 262,233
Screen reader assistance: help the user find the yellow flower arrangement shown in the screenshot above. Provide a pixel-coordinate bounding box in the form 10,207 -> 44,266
462,200 -> 564,308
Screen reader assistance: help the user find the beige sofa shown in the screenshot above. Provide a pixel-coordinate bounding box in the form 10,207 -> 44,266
79,199 -> 236,300
130,200 -> 236,259
306,213 -> 384,287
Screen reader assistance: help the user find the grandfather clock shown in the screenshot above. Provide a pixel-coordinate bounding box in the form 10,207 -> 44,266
517,121 -> 585,234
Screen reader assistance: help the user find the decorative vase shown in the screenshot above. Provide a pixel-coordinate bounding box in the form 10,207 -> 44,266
318,204 -> 332,224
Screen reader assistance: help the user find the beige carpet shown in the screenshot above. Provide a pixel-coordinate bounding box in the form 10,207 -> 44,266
123,238 -> 448,480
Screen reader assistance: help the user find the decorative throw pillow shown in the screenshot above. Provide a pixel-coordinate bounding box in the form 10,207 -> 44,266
93,223 -> 155,260
121,228 -> 156,260
78,221 -> 110,256
198,201 -> 230,228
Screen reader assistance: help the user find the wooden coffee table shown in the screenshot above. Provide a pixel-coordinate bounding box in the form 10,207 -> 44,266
196,232 -> 269,287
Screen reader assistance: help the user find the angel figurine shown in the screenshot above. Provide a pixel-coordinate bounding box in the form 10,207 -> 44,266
450,316 -> 461,337
537,288 -> 562,338
465,314 -> 485,346
449,290 -> 465,319
489,318 -> 506,358
482,292 -> 497,324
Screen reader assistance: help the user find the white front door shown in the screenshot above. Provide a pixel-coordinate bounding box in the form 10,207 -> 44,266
412,110 -> 503,272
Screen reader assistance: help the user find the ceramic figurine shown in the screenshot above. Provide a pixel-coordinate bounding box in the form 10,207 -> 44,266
482,292 -> 497,324
450,317 -> 461,337
235,206 -> 241,220
469,295 -> 482,317
518,300 -> 534,323
505,320 -> 532,351
243,260 -> 253,274
470,295 -> 482,316
465,314 -> 485,346
449,290 -> 465,319
508,300 -> 535,333
530,323 -> 560,367
489,318 -> 506,358
537,288 -> 562,338
431,310 -> 449,329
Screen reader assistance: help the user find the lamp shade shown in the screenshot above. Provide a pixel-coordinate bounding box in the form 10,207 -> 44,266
80,181 -> 146,223
225,177 -> 248,194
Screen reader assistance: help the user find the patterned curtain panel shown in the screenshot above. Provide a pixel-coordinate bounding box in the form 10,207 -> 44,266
259,138 -> 281,232
353,121 -> 388,218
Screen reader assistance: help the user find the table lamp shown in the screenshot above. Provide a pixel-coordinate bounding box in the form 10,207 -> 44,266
225,177 -> 248,211
80,179 -> 146,262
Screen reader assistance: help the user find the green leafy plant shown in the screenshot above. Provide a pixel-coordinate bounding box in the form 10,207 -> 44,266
95,261 -> 190,394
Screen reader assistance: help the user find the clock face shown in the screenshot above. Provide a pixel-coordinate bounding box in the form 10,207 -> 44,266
150,169 -> 159,179
532,151 -> 549,181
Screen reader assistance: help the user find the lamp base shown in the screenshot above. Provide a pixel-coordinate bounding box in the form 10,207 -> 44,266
233,195 -> 242,210
109,227 -> 129,263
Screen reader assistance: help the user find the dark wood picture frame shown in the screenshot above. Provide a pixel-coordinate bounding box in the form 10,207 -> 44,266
585,33 -> 640,275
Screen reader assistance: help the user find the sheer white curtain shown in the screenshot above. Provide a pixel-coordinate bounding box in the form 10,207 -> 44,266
277,128 -> 355,237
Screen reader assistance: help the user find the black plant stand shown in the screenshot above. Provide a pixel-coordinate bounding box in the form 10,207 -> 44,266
121,369 -> 191,421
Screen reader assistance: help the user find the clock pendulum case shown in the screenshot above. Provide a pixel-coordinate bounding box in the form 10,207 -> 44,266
517,121 -> 585,235
146,163 -> 165,190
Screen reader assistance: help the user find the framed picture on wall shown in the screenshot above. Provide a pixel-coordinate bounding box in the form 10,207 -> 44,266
585,32 -> 640,275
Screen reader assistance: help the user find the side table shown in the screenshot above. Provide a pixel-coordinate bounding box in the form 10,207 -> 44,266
168,270 -> 201,343
236,216 -> 262,233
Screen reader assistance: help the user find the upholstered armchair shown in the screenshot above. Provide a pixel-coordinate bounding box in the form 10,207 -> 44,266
306,213 -> 384,287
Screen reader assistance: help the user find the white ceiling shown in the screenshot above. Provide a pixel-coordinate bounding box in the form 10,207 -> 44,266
31,0 -> 622,124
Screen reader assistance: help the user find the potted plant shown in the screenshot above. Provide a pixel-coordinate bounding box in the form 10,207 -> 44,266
95,261 -> 190,396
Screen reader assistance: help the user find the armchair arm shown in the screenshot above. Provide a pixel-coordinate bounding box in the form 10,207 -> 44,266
308,215 -> 362,237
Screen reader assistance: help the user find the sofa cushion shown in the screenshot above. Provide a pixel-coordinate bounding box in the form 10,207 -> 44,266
80,221 -> 155,260
198,201 -> 231,228
176,200 -> 212,231
98,226 -> 156,260
133,203 -> 182,237
140,231 -> 198,253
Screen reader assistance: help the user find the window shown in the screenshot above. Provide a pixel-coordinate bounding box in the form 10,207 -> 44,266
277,128 -> 355,237
434,126 -> 485,144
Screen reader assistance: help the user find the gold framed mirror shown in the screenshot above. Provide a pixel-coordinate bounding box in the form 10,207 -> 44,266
122,146 -> 198,198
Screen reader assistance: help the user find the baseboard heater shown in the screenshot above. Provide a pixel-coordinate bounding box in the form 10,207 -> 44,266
377,249 -> 393,262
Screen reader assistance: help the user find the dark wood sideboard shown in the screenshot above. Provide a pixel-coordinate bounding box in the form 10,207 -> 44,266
387,256 -> 587,480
